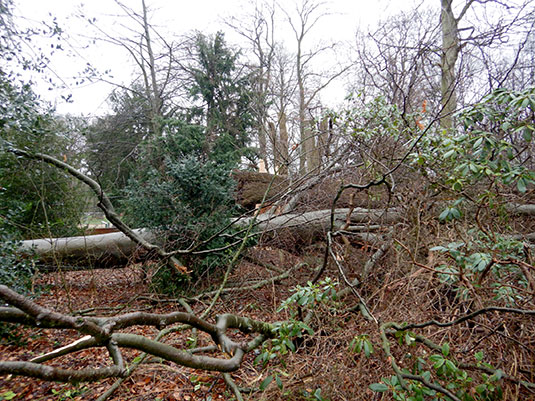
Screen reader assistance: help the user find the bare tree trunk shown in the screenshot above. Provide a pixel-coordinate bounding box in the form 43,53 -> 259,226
268,121 -> 279,171
318,115 -> 329,161
141,0 -> 163,137
278,111 -> 289,175
259,123 -> 268,171
440,0 -> 473,129
298,47 -> 307,175
20,207 -> 399,265
306,119 -> 320,172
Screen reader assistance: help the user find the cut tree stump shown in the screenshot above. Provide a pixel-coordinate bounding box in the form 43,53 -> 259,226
232,170 -> 287,209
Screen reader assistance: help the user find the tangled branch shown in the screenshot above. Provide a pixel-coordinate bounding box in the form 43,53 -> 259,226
0,284 -> 275,382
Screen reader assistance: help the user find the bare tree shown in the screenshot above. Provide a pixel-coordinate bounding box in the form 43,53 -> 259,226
226,1 -> 277,171
82,0 -> 188,136
352,7 -> 440,118
439,0 -> 535,128
281,0 -> 349,174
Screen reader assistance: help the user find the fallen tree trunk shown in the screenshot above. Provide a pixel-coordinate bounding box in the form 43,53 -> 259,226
19,229 -> 157,269
242,207 -> 400,244
505,204 -> 535,215
232,170 -> 287,209
8,147 -> 187,273
249,207 -> 400,230
20,208 -> 400,268
245,207 -> 401,233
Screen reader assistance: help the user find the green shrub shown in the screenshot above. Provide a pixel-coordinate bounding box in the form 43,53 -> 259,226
0,232 -> 35,344
123,154 -> 241,294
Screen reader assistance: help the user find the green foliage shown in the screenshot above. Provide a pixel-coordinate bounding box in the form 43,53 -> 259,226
349,334 -> 374,357
371,339 -> 504,401
0,391 -> 17,401
0,231 -> 35,344
124,154 -> 236,239
0,78 -> 86,239
0,8 -> 86,240
335,94 -> 421,176
302,388 -> 330,401
84,86 -> 151,198
146,262 -> 187,296
0,233 -> 34,294
254,279 -> 338,394
50,385 -> 88,400
122,132 -> 240,293
438,199 -> 463,222
412,87 -> 535,196
277,277 -> 338,312
189,31 -> 254,165
430,230 -> 527,305
341,94 -> 412,141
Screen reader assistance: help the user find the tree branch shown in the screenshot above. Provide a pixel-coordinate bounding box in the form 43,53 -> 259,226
6,147 -> 187,273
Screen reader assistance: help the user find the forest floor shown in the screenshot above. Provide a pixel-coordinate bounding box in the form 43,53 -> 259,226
1,243 -> 534,401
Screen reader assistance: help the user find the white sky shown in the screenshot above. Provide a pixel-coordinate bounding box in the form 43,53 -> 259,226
12,0 -> 429,116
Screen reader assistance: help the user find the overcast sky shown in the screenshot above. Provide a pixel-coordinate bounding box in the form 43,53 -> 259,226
12,0 -> 429,116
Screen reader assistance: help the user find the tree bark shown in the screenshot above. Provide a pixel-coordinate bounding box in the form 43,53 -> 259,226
505,203 -> 535,215
0,284 -> 275,381
20,207 -> 399,266
235,207 -> 399,247
440,0 -> 474,129
278,111 -> 290,175
18,229 -> 156,269
232,170 -> 288,209
440,0 -> 459,129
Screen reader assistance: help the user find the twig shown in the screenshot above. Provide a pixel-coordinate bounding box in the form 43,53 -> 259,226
223,373 -> 244,401
194,262 -> 306,300
327,233 -> 377,323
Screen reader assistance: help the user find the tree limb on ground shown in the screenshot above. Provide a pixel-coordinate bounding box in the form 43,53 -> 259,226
0,284 -> 275,382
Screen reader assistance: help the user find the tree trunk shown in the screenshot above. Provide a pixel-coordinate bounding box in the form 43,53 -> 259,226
20,207 -> 400,267
238,207 -> 400,244
505,203 -> 535,215
19,229 -> 157,269
141,0 -> 163,137
278,111 -> 289,175
232,170 -> 288,209
440,0 -> 463,130
306,119 -> 320,172
268,121 -> 280,172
